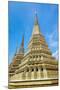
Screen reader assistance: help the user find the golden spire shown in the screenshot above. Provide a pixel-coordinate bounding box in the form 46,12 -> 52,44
32,9 -> 40,36
35,10 -> 38,25
19,35 -> 24,54
14,37 -> 18,56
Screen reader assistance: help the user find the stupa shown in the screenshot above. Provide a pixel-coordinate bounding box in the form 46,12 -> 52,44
9,11 -> 58,88
8,36 -> 24,77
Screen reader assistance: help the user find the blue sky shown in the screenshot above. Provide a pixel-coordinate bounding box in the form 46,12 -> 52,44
8,1 -> 58,64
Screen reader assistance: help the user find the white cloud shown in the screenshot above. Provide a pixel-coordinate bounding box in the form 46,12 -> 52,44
52,50 -> 59,60
45,25 -> 58,60
46,27 -> 58,49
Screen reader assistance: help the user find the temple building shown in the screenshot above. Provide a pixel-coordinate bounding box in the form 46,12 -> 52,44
8,11 -> 58,88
